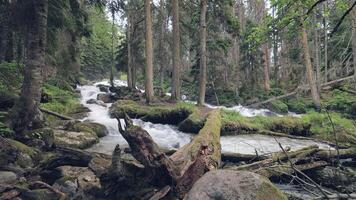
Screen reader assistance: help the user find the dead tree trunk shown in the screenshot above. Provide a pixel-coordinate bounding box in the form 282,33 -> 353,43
116,110 -> 222,199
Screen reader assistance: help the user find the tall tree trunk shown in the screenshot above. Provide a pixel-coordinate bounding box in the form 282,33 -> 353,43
263,44 -> 270,91
171,0 -> 181,100
272,5 -> 279,88
157,0 -> 165,90
313,14 -> 321,92
110,9 -> 115,87
11,0 -> 48,133
198,0 -> 207,106
323,3 -> 328,83
127,10 -> 133,89
144,0 -> 154,103
300,20 -> 321,109
351,2 -> 356,79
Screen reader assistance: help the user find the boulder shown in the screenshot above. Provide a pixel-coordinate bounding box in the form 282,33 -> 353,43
67,105 -> 90,119
25,128 -> 55,150
21,189 -> 62,200
54,166 -> 101,199
64,121 -> 109,138
185,170 -> 287,200
53,130 -> 99,149
86,99 -> 107,107
0,138 -> 40,168
97,93 -> 113,103
0,171 -> 18,184
97,84 -> 110,93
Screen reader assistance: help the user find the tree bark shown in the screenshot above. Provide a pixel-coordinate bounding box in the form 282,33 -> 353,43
300,19 -> 321,109
351,1 -> 356,79
171,0 -> 181,100
11,0 -> 48,133
323,3 -> 328,83
198,0 -> 207,106
144,0 -> 154,103
263,43 -> 271,91
157,0 -> 166,90
127,9 -> 133,89
110,9 -> 115,87
313,14 -> 321,92
117,110 -> 221,199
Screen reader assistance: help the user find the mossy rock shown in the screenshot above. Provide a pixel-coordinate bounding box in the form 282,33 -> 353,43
266,100 -> 289,114
185,170 -> 287,200
178,109 -> 207,133
110,100 -> 192,125
53,129 -> 99,149
2,139 -> 41,168
65,121 -> 108,138
25,128 -> 55,149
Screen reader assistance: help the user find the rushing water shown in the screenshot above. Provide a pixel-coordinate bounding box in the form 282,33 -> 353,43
80,80 -> 331,155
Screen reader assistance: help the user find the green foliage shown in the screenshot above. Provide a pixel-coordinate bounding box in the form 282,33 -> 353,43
0,62 -> 23,91
323,89 -> 356,117
0,122 -> 12,138
301,111 -> 356,145
268,100 -> 289,114
80,7 -> 124,80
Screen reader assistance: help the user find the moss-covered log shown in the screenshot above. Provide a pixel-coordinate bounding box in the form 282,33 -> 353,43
110,100 -> 193,125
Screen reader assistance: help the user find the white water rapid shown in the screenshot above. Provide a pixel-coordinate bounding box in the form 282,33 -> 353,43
79,80 -> 331,155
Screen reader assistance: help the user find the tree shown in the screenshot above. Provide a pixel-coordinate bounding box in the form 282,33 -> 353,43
11,0 -> 48,133
300,17 -> 321,108
198,0 -> 207,106
108,1 -> 119,87
351,1 -> 356,79
171,0 -> 181,100
144,0 -> 154,103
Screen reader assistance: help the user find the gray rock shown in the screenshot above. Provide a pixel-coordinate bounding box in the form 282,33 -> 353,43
0,171 -> 18,184
184,170 -> 287,200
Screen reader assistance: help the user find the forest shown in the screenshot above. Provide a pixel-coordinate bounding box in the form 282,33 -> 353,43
0,0 -> 356,199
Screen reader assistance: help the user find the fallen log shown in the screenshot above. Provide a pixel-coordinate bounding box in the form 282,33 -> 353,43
115,110 -> 222,199
39,107 -> 74,121
249,75 -> 354,107
39,147 -> 92,170
226,145 -> 320,171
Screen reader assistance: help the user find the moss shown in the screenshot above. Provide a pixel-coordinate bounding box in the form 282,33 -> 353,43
221,108 -> 356,145
301,111 -> 356,146
255,179 -> 288,200
267,100 -> 289,114
25,128 -> 55,148
109,100 -> 193,125
7,139 -> 39,158
65,121 -> 108,138
178,108 -> 207,133
41,84 -> 82,121
53,129 -> 99,149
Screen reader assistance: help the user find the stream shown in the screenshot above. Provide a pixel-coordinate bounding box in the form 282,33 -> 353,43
79,80 -> 332,155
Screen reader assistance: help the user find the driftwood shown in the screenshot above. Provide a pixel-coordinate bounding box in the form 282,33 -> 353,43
39,107 -> 74,120
249,76 -> 354,107
117,110 -> 222,199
